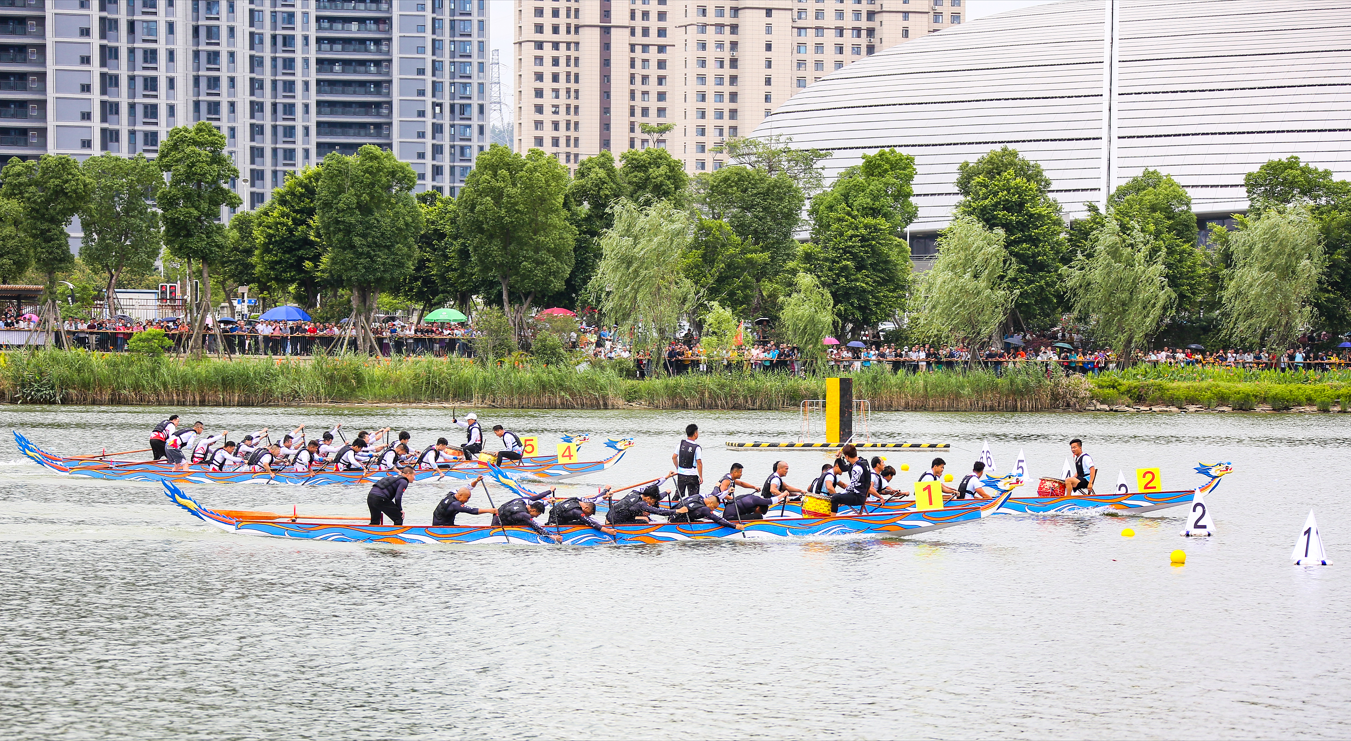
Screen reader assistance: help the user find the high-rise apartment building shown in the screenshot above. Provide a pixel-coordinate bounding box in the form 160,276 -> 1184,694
513,0 -> 950,175
0,0 -> 489,215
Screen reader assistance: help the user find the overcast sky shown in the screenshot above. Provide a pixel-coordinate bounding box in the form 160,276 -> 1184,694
487,0 -> 1061,114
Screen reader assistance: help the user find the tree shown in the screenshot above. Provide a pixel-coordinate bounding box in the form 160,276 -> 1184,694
0,197 -> 28,284
253,165 -> 325,308
400,191 -> 457,313
779,272 -> 835,370
459,145 -> 576,335
220,211 -> 257,315
1221,204 -> 1323,351
78,153 -> 162,315
619,146 -> 688,205
681,218 -> 764,319
699,301 -> 738,362
914,216 -> 1019,354
591,199 -> 696,365
1063,217 -> 1174,361
638,122 -> 675,149
314,144 -> 422,353
695,165 -> 803,304
954,147 -> 1066,329
715,135 -> 832,196
561,151 -> 625,310
1245,156 -> 1350,209
1,154 -> 91,343
156,122 -> 242,355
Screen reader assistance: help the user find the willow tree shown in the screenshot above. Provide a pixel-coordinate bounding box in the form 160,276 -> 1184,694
914,215 -> 1017,353
79,153 -> 162,315
1221,204 -> 1324,351
1064,217 -> 1174,361
315,145 -> 422,354
779,272 -> 835,371
157,122 -> 241,356
590,199 -> 695,365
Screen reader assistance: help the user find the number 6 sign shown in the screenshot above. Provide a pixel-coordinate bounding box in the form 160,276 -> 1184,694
1135,467 -> 1162,494
915,480 -> 944,511
520,436 -> 538,456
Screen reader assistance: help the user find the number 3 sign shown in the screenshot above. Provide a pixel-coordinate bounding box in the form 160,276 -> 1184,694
1135,468 -> 1162,494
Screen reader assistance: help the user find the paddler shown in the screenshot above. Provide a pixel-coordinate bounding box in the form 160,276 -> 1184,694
245,443 -> 283,473
331,438 -> 367,472
1065,439 -> 1097,494
547,497 -> 617,536
190,428 -> 229,466
956,461 -> 993,500
431,477 -> 496,526
367,466 -> 416,525
871,457 -> 904,498
492,497 -> 562,543
603,475 -> 686,525
369,442 -> 408,472
317,425 -> 343,461
671,423 -> 704,501
149,414 -> 178,461
235,428 -> 270,459
276,425 -> 306,462
707,462 -> 760,503
719,463 -> 798,522
208,441 -> 244,472
669,492 -> 745,530
491,424 -> 525,466
452,412 -> 483,461
290,440 -> 321,472
917,457 -> 958,497
415,438 -> 452,470
828,444 -> 871,513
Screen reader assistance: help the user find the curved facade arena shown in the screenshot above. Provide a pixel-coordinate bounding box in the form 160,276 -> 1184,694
752,0 -> 1351,255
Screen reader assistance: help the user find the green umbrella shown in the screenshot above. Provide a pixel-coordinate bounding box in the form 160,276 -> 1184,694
424,307 -> 468,323
1053,342 -> 1075,350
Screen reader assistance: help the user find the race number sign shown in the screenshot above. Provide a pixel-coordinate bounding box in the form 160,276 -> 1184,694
520,436 -> 538,456
1135,468 -> 1162,494
557,442 -> 578,463
915,480 -> 944,511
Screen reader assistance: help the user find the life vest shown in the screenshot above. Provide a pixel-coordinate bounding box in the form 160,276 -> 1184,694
293,449 -> 315,469
191,444 -> 213,464
1073,453 -> 1090,490
707,473 -> 734,498
501,430 -> 522,453
372,448 -> 399,469
546,497 -> 584,526
169,428 -> 195,450
497,497 -> 531,522
845,460 -> 869,495
331,445 -> 358,471
370,475 -> 403,499
150,419 -> 172,441
464,421 -> 481,445
761,472 -> 783,498
810,472 -> 833,495
957,474 -> 978,499
209,449 -> 232,471
676,439 -> 699,470
246,447 -> 270,468
669,493 -> 707,523
609,491 -> 646,522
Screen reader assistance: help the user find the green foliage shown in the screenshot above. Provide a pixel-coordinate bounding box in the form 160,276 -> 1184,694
459,145 -> 576,324
778,272 -> 835,368
219,211 -> 257,299
700,301 -> 738,360
562,151 -> 625,310
156,122 -> 242,266
682,218 -> 762,317
0,196 -> 27,283
695,165 -> 803,288
619,147 -> 689,205
800,208 -> 911,334
809,148 -> 918,232
1,154 -> 92,286
915,215 -> 1018,350
954,147 -> 1066,329
714,134 -> 832,196
1245,156 -> 1351,210
1221,204 -> 1324,351
529,331 -> 569,366
592,199 -> 696,362
638,122 -> 676,139
57,282 -> 97,320
400,191 -> 465,310
1064,217 -> 1174,359
78,153 -> 162,304
128,328 -> 174,356
253,165 -> 325,307
473,306 -> 516,362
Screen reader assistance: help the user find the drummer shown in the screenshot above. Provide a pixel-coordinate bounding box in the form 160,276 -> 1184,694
1065,439 -> 1097,494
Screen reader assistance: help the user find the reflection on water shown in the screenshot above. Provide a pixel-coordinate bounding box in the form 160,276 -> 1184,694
1,405 -> 1349,739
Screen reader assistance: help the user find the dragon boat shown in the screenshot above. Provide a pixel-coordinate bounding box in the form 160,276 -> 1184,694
752,462 -> 1233,517
13,431 -> 633,487
162,480 -> 1013,546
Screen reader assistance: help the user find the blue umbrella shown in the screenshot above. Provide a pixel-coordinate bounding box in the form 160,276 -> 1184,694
258,305 -> 311,322
1338,342 -> 1351,348
847,341 -> 866,348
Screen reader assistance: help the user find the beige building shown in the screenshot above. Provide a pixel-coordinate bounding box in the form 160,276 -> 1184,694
514,0 -> 952,175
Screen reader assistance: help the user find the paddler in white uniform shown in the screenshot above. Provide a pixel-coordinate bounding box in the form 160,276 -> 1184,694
1064,439 -> 1097,494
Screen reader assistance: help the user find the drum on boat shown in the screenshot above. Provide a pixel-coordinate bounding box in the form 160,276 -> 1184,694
1037,477 -> 1067,498
801,493 -> 834,518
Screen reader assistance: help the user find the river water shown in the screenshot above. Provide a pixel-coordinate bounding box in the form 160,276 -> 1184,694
0,404 -> 1348,739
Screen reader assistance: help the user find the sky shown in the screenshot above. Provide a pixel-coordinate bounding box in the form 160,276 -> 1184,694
486,0 -> 1061,116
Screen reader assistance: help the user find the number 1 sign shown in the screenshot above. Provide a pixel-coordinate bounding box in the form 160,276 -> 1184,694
915,480 -> 944,511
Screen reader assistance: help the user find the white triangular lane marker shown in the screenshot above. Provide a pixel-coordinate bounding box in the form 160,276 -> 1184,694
1116,470 -> 1129,495
1182,489 -> 1215,537
1013,449 -> 1026,482
1292,510 -> 1332,566
1062,457 -> 1073,479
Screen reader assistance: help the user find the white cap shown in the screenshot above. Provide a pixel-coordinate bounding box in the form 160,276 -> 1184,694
466,412 -> 477,420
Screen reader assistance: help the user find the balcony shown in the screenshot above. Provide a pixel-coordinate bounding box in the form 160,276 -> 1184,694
315,102 -> 390,118
315,38 -> 389,54
0,0 -> 43,12
0,48 -> 40,67
316,18 -> 389,34
316,80 -> 390,96
315,59 -> 388,75
0,103 -> 41,121
0,127 -> 43,148
0,76 -> 41,94
315,121 -> 389,139
0,19 -> 40,37
314,0 -> 390,12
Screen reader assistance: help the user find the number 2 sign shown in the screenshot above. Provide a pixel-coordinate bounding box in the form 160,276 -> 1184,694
556,442 -> 577,463
1135,467 -> 1162,494
520,436 -> 538,456
915,480 -> 944,511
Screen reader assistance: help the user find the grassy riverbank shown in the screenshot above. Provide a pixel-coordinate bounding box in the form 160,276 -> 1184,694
1089,366 -> 1351,411
0,350 -> 1084,411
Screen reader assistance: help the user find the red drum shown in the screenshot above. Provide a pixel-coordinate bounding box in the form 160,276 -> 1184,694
1037,477 -> 1067,498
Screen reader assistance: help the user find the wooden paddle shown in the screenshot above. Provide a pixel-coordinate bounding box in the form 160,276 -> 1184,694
71,447 -> 150,460
477,476 -> 513,544
215,508 -> 368,522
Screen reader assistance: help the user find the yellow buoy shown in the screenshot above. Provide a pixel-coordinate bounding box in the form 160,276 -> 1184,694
1121,528 -> 1135,537
1170,549 -> 1187,565
943,473 -> 953,482
900,464 -> 909,471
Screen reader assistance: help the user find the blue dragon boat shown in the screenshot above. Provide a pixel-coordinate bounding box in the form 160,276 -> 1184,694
14,431 -> 633,487
162,481 -> 1013,546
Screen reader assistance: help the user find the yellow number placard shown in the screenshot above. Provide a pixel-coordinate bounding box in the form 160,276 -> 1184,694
915,480 -> 945,511
557,442 -> 578,463
521,436 -> 538,456
1135,467 -> 1162,494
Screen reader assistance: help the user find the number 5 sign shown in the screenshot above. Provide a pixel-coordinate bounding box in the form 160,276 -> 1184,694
1135,468 -> 1162,494
915,480 -> 944,511
520,436 -> 538,456
556,442 -> 577,463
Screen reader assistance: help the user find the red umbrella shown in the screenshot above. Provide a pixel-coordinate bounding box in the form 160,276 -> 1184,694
538,307 -> 577,317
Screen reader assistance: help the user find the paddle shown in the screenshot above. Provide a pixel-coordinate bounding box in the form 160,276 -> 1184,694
477,476 -> 512,544
215,508 -> 368,522
607,477 -> 661,497
71,447 -> 150,460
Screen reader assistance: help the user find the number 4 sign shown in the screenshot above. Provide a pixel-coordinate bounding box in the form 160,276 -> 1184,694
520,436 -> 538,457
556,442 -> 577,463
915,480 -> 944,511
1135,467 -> 1162,494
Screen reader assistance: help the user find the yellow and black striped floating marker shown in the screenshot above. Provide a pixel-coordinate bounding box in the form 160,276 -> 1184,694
724,442 -> 950,449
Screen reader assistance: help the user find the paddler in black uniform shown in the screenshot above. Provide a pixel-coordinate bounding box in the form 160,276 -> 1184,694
1065,439 -> 1097,494
453,412 -> 483,461
491,425 -> 526,466
603,475 -> 686,525
547,497 -> 617,536
829,444 -> 874,514
670,492 -> 745,530
149,415 -> 178,461
367,467 -> 416,525
706,462 -> 760,503
671,423 -> 703,502
723,461 -> 803,521
431,477 -> 496,526
492,497 -> 562,543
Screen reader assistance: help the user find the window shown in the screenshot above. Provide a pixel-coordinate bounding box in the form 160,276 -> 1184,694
796,78 -> 806,88
80,83 -> 92,92
763,76 -> 771,85
764,25 -> 772,34
951,14 -> 960,24
933,13 -> 942,23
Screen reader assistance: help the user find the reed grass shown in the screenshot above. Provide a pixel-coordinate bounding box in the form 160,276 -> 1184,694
0,349 -> 1077,411
1090,371 -> 1349,410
